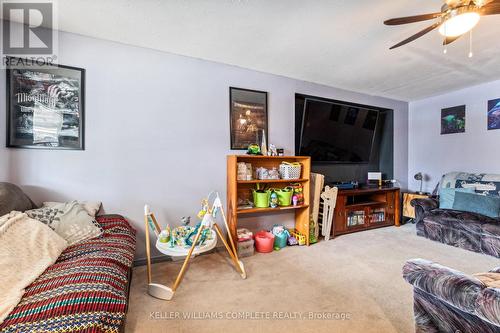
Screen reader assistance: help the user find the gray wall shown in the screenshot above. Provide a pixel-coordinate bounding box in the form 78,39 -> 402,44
409,79 -> 500,193
1,31 -> 409,260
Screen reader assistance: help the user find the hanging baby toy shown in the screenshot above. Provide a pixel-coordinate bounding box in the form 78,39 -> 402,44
143,191 -> 246,301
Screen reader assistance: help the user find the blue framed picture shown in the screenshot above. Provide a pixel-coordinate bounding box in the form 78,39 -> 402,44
488,98 -> 500,130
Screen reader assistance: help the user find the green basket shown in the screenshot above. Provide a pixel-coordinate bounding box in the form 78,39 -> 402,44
275,187 -> 293,206
253,190 -> 271,208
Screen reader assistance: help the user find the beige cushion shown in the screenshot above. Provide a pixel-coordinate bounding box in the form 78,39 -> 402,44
43,201 -> 101,217
0,212 -> 67,323
474,272 -> 500,288
26,201 -> 102,246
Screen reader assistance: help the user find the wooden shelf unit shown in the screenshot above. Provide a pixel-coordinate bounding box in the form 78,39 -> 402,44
227,155 -> 311,246
332,187 -> 400,236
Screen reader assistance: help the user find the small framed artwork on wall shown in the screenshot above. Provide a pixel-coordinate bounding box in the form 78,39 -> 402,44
6,58 -> 85,150
441,105 -> 465,135
487,98 -> 500,130
229,87 -> 268,150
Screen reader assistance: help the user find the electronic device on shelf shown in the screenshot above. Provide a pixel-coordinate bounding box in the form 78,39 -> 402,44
329,181 -> 359,190
367,172 -> 382,187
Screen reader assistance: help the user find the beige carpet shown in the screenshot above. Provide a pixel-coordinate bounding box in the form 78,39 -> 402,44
126,224 -> 498,333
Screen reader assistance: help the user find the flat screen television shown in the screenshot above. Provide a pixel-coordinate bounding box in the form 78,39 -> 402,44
299,98 -> 381,163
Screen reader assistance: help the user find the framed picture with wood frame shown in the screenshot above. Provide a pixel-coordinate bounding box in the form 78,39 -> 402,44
6,57 -> 85,150
229,87 -> 268,150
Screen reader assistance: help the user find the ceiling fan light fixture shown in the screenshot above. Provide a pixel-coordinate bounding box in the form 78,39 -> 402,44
438,11 -> 480,37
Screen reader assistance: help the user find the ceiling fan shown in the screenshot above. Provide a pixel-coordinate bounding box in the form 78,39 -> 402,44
384,0 -> 500,50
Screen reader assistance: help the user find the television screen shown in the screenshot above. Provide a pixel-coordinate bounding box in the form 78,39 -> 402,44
299,99 -> 380,163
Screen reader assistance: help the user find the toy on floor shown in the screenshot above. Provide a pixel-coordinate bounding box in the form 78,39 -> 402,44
144,191 -> 246,301
271,224 -> 290,249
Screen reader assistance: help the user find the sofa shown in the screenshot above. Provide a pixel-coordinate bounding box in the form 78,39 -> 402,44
0,183 -> 136,333
412,172 -> 500,258
403,259 -> 500,333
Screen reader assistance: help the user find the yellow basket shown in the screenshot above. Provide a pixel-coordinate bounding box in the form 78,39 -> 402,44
289,229 -> 306,246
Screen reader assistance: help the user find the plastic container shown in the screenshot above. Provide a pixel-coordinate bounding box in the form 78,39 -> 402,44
275,187 -> 293,206
254,231 -> 275,253
237,239 -> 255,258
274,232 -> 287,249
253,190 -> 270,208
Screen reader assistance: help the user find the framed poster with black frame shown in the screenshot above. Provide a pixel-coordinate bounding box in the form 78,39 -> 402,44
6,58 -> 85,150
229,87 -> 268,150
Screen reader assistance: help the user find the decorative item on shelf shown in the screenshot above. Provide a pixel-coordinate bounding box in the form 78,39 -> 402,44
246,143 -> 261,155
260,129 -> 268,156
255,167 -> 279,180
275,187 -> 293,206
268,167 -> 280,179
256,167 -> 270,180
237,198 -> 254,210
237,162 -> 253,181
290,183 -> 304,205
279,162 -> 302,180
270,190 -> 278,208
277,148 -> 284,156
292,195 -> 298,206
268,144 -> 278,156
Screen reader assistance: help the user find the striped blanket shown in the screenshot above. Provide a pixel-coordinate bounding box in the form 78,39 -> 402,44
0,215 -> 136,333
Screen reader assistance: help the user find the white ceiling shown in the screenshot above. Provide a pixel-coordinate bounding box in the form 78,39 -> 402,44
52,0 -> 500,101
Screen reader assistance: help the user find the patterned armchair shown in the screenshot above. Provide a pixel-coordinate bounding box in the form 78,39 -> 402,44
412,172 -> 500,258
403,259 -> 500,333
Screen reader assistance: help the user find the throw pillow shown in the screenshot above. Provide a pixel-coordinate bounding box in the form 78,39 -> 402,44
43,201 -> 102,217
0,183 -> 35,216
26,201 -> 103,246
439,187 -> 475,210
453,192 -> 500,218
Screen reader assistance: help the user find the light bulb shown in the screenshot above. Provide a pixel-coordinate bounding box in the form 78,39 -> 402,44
438,12 -> 480,37
469,51 -> 473,58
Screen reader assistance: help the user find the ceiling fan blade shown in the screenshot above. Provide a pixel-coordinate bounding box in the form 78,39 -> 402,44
475,0 -> 500,7
443,35 -> 462,45
384,13 -> 442,25
481,2 -> 500,14
389,22 -> 441,49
